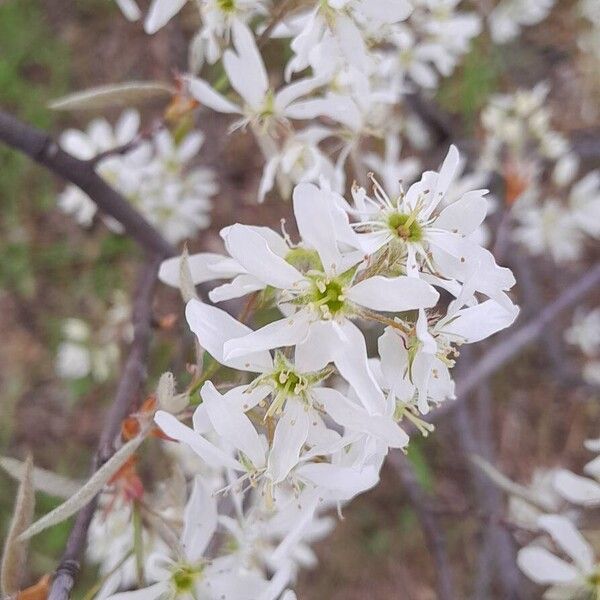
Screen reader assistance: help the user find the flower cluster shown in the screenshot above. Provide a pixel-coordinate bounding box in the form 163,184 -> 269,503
55,291 -> 132,382
478,85 -> 600,263
58,110 -> 217,244
127,148 -> 519,599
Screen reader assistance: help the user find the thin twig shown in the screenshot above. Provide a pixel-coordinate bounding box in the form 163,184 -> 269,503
0,110 -> 175,258
389,452 -> 456,600
47,256 -> 161,600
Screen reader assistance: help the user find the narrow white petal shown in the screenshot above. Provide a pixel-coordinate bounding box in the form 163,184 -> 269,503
144,0 -> 187,33
439,300 -> 519,343
185,299 -> 273,372
105,581 -> 168,600
517,546 -> 578,585
202,382 -> 266,469
347,276 -> 439,312
553,470 -> 600,506
154,411 -> 242,471
186,76 -> 241,114
537,514 -> 595,571
159,253 -> 243,287
181,477 -> 217,562
268,398 -> 310,482
434,190 -> 488,235
224,311 -> 312,360
314,388 -> 408,448
224,224 -> 303,289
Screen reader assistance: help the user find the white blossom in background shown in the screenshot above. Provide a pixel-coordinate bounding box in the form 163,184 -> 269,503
55,292 -> 132,382
57,110 -> 217,244
488,0 -> 555,44
517,514 -> 600,599
480,84 -> 570,172
512,155 -> 600,263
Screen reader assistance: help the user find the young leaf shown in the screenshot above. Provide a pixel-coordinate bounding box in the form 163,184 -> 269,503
18,434 -> 147,541
0,456 -> 83,499
48,82 -> 175,111
1,454 -> 35,596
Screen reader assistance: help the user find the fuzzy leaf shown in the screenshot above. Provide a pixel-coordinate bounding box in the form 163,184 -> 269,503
0,456 -> 83,499
18,435 -> 146,541
1,455 -> 35,596
49,82 -> 174,111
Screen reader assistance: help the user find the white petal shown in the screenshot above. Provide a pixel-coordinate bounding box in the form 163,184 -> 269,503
202,382 -> 266,469
517,546 -> 579,585
553,470 -> 600,506
185,299 -> 273,372
268,398 -> 310,482
347,276 -> 439,312
538,514 -> 595,572
154,410 -> 242,471
439,300 -> 519,343
293,182 -> 343,273
356,0 -> 412,23
115,0 -> 141,21
224,21 -> 268,110
144,0 -> 187,33
329,320 -> 386,413
297,462 -> 379,499
208,274 -> 266,302
427,144 -> 460,216
224,311 -> 312,360
434,190 -> 488,235
186,76 -> 241,114
159,252 -> 243,287
224,224 -> 303,289
314,387 -> 408,448
181,477 -> 217,562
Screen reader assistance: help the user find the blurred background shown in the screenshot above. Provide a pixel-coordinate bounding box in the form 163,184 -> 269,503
0,0 -> 599,598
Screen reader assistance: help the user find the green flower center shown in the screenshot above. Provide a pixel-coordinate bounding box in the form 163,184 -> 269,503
218,0 -> 236,12
171,564 -> 201,593
387,212 -> 423,242
309,277 -> 346,317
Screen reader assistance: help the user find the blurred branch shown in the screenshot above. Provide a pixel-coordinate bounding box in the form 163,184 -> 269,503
431,263 -> 600,423
48,256 -> 161,600
449,358 -> 521,600
389,452 -> 456,600
0,110 -> 175,258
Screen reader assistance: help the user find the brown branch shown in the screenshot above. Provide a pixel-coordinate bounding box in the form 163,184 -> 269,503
389,452 -> 456,600
0,110 -> 175,258
47,256 -> 161,600
429,263 -> 600,423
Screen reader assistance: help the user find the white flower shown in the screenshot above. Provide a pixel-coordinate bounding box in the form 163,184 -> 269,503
55,341 -> 92,380
87,499 -> 170,599
218,185 -> 439,412
144,0 -> 189,34
346,146 -> 517,311
379,300 -> 518,414
185,299 -> 409,457
512,197 -> 585,263
565,309 -> 600,357
285,0 -> 412,77
488,0 -> 555,44
517,514 -> 600,598
187,21 -> 325,131
106,478 -> 270,600
259,127 -> 345,202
